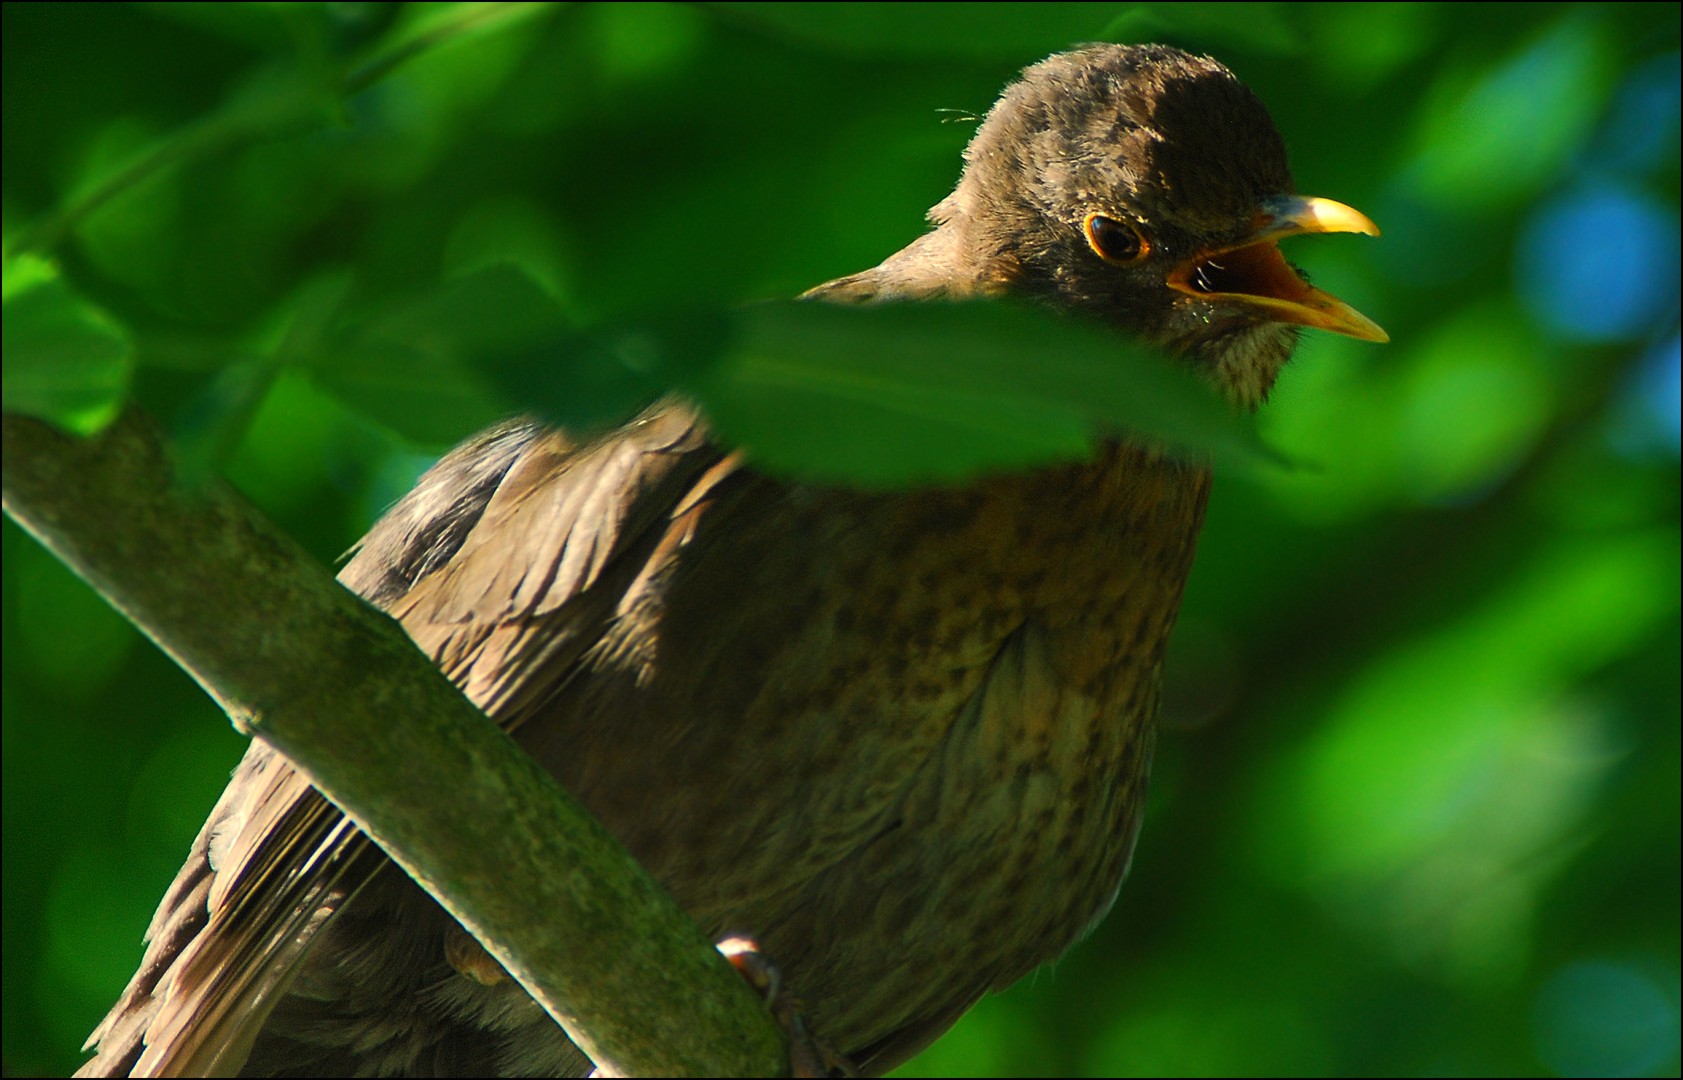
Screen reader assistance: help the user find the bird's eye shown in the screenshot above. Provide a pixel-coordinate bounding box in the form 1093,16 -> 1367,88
1083,213 -> 1149,265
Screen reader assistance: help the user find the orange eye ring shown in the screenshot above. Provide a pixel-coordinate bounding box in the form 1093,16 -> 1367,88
1083,213 -> 1150,265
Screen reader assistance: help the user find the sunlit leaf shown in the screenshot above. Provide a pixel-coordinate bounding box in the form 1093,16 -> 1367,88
1,254 -> 132,434
679,300 -> 1268,486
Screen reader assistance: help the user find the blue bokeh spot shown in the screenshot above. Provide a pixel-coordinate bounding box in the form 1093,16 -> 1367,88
1517,186 -> 1680,343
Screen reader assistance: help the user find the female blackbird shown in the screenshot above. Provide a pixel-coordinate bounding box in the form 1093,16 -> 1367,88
79,43 -> 1384,1077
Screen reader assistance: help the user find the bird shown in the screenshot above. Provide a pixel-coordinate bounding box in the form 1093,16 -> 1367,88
77,42 -> 1385,1078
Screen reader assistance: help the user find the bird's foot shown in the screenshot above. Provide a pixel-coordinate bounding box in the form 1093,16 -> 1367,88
717,935 -> 856,1078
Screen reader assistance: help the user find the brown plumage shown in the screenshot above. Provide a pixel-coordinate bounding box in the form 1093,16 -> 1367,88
78,43 -> 1383,1077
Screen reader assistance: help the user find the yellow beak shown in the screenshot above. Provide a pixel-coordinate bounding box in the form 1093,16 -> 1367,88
1167,195 -> 1389,343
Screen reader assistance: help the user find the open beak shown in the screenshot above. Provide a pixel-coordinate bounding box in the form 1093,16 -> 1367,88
1167,195 -> 1389,343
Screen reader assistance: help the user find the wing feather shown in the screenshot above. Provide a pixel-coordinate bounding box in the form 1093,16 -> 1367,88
79,401 -> 733,1076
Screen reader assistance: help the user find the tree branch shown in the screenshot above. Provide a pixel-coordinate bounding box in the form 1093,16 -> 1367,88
0,408 -> 787,1077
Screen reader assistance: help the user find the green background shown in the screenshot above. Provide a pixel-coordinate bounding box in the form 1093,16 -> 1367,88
3,3 -> 1678,1076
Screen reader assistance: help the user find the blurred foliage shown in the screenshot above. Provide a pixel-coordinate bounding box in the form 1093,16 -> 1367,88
3,3 -> 1678,1076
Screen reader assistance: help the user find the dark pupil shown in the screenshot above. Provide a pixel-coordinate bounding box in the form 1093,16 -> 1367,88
1092,216 -> 1139,260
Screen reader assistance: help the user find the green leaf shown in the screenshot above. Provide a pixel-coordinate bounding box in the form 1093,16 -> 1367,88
682,300 -> 1266,487
1,254 -> 133,434
343,291 -> 1267,486
316,262 -> 589,444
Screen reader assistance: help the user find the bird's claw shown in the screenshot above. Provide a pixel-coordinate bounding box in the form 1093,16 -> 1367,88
717,936 -> 856,1078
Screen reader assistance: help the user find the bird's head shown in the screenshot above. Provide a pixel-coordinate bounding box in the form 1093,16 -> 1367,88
956,44 -> 1389,409
811,44 -> 1388,411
